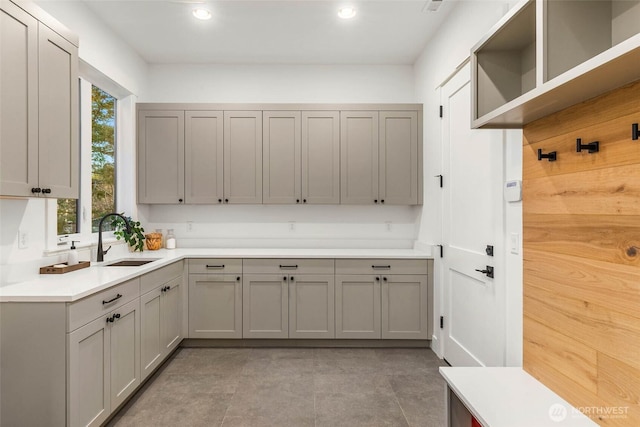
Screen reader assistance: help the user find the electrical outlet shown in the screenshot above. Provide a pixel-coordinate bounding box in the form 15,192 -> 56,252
186,221 -> 193,232
18,230 -> 28,249
289,221 -> 296,232
385,221 -> 392,232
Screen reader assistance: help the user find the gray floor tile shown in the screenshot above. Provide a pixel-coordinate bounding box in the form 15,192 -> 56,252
315,392 -> 410,427
314,373 -> 395,395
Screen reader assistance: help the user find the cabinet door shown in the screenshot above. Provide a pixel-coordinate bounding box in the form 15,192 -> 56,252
302,111 -> 340,204
138,110 -> 185,204
243,274 -> 288,338
189,274 -> 242,338
381,275 -> 428,339
161,276 -> 182,353
379,111 -> 418,205
340,111 -> 379,204
110,299 -> 141,410
38,24 -> 79,199
335,274 -> 381,338
68,316 -> 110,427
224,111 -> 262,203
289,274 -> 335,339
140,287 -> 162,380
185,110 -> 224,204
263,111 -> 301,204
0,3 -> 38,197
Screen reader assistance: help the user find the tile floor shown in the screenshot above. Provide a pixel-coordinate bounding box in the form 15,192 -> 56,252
107,347 -> 447,427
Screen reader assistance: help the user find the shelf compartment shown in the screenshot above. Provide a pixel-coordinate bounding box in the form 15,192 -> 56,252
545,0 -> 640,82
473,0 -> 536,119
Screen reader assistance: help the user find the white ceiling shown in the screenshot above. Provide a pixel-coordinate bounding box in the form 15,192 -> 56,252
74,0 -> 454,65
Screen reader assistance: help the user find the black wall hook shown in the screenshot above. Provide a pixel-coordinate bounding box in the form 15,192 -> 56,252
576,138 -> 599,153
633,123 -> 639,140
537,149 -> 557,162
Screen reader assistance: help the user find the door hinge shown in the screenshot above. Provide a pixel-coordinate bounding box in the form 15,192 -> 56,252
440,316 -> 444,329
439,105 -> 443,118
434,174 -> 443,188
436,244 -> 444,258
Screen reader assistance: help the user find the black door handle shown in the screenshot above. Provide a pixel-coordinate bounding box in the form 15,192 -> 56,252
475,266 -> 494,279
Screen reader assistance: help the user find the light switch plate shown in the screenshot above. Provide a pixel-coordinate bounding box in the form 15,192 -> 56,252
510,233 -> 520,254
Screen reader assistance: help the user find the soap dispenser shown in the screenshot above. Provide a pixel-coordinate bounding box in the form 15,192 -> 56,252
68,240 -> 79,266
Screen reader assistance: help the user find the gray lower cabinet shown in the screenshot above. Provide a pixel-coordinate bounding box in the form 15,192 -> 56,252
0,1 -> 79,198
289,274 -> 335,338
68,297 -> 141,427
141,275 -> 183,380
189,274 -> 243,338
243,274 -> 289,338
381,274 -> 428,339
335,274 -> 382,338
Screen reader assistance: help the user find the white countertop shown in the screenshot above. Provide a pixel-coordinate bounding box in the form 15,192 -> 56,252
0,248 -> 431,302
440,367 -> 599,427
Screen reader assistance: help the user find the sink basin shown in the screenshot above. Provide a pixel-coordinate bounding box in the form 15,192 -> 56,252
106,259 -> 159,267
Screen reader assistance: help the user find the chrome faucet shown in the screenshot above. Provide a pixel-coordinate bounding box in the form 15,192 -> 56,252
97,213 -> 131,262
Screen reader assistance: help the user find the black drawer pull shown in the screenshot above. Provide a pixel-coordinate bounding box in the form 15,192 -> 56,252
206,265 -> 225,269
372,265 -> 391,270
102,294 -> 122,305
279,264 -> 298,269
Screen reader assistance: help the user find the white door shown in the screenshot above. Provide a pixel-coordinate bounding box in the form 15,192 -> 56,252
441,62 -> 505,367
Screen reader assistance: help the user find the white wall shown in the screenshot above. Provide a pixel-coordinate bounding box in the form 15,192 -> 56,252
412,0 -> 523,366
141,64 -> 415,103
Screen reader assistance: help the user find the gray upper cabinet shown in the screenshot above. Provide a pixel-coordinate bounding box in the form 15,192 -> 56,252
185,111 -> 223,204
263,111 -> 301,204
0,2 -> 79,199
137,110 -> 185,204
302,111 -> 340,204
379,111 -> 418,205
224,111 -> 263,204
340,111 -> 379,204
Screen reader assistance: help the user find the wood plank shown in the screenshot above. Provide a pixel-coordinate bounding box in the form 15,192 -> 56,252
524,285 -> 640,373
523,249 -> 640,320
523,315 -> 597,393
523,214 -> 640,266
522,163 -> 640,215
524,79 -> 640,144
523,112 -> 640,179
597,352 -> 640,426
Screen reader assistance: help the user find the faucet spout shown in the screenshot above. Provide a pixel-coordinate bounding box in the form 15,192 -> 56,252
97,213 -> 132,262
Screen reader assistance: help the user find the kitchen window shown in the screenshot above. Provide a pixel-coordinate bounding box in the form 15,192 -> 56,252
55,79 -> 118,242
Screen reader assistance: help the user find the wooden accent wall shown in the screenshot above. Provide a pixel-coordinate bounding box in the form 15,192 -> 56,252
523,80 -> 640,427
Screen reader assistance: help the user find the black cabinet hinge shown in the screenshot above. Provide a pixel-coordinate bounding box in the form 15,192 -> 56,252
439,105 -> 443,118
440,316 -> 444,329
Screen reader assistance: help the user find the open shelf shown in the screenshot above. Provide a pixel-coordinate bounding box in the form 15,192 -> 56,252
472,0 -> 640,128
474,0 -> 536,118
545,0 -> 640,81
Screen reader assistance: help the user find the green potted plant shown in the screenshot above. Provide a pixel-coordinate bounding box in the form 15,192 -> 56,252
110,215 -> 145,252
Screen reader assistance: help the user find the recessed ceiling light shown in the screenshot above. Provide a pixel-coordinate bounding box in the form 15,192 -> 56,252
192,8 -> 212,20
338,7 -> 356,19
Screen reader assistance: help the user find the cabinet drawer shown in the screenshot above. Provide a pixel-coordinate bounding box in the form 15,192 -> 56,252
189,258 -> 242,275
242,258 -> 334,275
140,261 -> 183,294
335,259 -> 428,275
67,278 -> 140,332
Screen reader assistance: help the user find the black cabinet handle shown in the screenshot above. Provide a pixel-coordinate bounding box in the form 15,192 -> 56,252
372,265 -> 391,270
382,277 -> 387,282
206,265 -> 225,269
279,264 -> 298,269
381,199 -> 385,204
218,199 -> 222,203
283,276 -> 288,281
106,315 -> 114,323
178,198 -> 183,203
225,199 -> 229,203
296,199 -> 300,203
375,277 -> 380,281
374,199 -> 378,204
303,199 -> 307,203
102,294 -> 122,305
31,187 -> 42,194
236,276 -> 241,281
114,313 -> 121,319
43,188 -> 51,194
290,276 -> 294,281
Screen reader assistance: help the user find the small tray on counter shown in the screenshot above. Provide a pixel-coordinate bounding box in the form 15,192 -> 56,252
40,261 -> 91,274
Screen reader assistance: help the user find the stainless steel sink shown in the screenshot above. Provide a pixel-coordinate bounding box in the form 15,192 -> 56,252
105,259 -> 159,267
